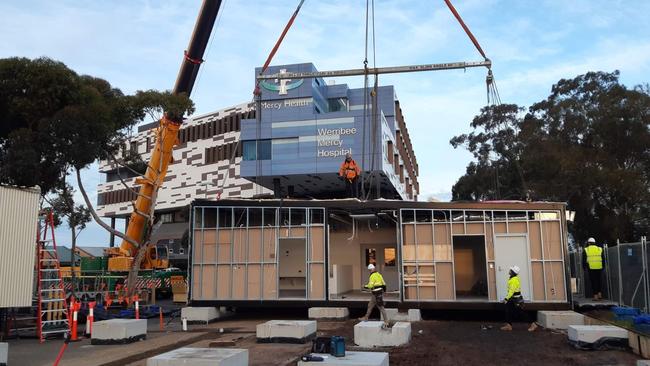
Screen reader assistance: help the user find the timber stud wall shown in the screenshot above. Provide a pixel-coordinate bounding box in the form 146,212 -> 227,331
190,206 -> 326,301
400,209 -> 567,303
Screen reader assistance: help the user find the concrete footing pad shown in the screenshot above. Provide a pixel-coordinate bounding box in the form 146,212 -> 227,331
380,309 -> 421,322
298,351 -> 389,366
256,320 -> 317,343
181,307 -> 224,324
91,319 -> 147,345
568,325 -> 628,349
309,307 -> 349,320
638,360 -> 650,366
146,348 -> 248,366
354,321 -> 411,347
0,342 -> 7,366
537,311 -> 585,330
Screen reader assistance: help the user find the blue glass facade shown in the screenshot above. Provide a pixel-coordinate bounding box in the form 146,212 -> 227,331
241,63 -> 417,200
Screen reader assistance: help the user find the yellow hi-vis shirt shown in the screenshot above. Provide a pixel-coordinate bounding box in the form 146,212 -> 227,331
505,275 -> 521,301
585,245 -> 603,270
366,271 -> 386,289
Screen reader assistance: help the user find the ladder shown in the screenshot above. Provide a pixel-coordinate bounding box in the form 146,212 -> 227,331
36,211 -> 69,343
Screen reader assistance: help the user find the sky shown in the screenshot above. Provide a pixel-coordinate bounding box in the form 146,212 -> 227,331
2,0 -> 649,247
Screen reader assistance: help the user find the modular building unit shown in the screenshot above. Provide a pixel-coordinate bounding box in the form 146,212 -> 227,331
0,185 -> 41,308
189,199 -> 570,309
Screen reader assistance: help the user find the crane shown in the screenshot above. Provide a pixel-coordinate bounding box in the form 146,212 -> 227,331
107,0 -> 224,271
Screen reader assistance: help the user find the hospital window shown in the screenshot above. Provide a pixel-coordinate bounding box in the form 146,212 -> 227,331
242,140 -> 272,160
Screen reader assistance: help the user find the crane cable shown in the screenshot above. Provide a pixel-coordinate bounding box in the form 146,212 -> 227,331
443,0 -> 501,106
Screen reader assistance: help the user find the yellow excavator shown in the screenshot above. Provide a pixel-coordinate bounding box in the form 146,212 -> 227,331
106,0 -> 224,271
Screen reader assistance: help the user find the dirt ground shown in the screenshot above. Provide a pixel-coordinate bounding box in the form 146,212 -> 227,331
7,310 -> 641,366
313,319 -> 638,366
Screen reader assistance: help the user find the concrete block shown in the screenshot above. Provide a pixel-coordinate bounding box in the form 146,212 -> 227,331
256,320 -> 317,343
181,307 -> 220,324
537,311 -> 585,330
354,321 -> 411,347
0,342 -> 7,366
381,309 -> 421,322
309,307 -> 349,320
147,348 -> 248,366
568,325 -> 627,344
638,360 -> 650,366
91,319 -> 147,345
298,351 -> 389,366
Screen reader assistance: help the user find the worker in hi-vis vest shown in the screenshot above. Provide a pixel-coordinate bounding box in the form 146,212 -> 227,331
583,237 -> 604,300
339,153 -> 361,198
501,265 -> 538,332
359,264 -> 389,326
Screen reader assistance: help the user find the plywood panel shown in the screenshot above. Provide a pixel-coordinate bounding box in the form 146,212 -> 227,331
202,265 -> 216,299
531,262 -> 545,301
309,263 -> 325,299
434,245 -> 452,261
417,245 -> 434,261
232,265 -> 246,299
508,222 -> 527,233
203,243 -> 216,263
528,222 -> 542,260
290,227 -> 306,238
217,265 -> 231,299
488,264 -> 496,301
192,266 -> 201,299
405,287 -> 417,300
248,229 -> 262,262
403,224 -> 415,245
436,263 -> 454,300
542,222 -> 563,260
486,225 -> 495,261
193,230 -> 202,262
279,226 -> 291,238
419,287 -> 435,300
402,244 -> 416,261
217,243 -> 231,263
263,264 -> 277,299
247,265 -> 261,300
494,222 -> 507,234
263,229 -> 277,261
466,223 -> 485,235
544,261 -> 566,301
218,229 -> 231,244
200,230 -> 217,245
310,227 -> 324,262
452,223 -> 465,235
434,224 -> 450,244
416,225 -> 433,244
233,229 -> 247,262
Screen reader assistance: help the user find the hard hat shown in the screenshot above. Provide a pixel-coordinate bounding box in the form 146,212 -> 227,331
367,264 -> 375,270
510,265 -> 520,275
587,237 -> 596,244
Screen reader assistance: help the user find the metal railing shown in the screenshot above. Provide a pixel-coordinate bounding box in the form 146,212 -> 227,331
571,236 -> 648,311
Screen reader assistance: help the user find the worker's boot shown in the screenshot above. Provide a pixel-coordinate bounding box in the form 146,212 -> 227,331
528,322 -> 538,332
500,324 -> 512,331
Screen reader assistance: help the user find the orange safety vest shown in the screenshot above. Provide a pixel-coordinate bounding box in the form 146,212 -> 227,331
339,159 -> 360,181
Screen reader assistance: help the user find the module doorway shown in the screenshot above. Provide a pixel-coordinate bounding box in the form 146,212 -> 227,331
278,238 -> 307,298
453,235 -> 488,300
328,210 -> 400,302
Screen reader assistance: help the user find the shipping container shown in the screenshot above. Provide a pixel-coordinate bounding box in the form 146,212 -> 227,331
0,185 -> 41,308
188,199 -> 571,310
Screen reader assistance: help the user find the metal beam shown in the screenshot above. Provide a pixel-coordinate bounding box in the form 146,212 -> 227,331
256,60 -> 491,80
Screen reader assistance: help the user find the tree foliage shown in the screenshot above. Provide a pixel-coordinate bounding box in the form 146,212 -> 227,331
0,57 -> 194,193
451,71 -> 650,244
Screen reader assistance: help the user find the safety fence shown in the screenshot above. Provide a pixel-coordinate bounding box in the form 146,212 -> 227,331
571,237 -> 648,311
